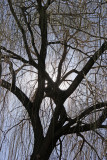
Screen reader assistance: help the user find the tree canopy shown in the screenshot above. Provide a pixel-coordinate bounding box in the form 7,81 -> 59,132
0,0 -> 107,160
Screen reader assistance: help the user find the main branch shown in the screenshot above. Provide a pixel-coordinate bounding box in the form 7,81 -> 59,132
64,41 -> 107,99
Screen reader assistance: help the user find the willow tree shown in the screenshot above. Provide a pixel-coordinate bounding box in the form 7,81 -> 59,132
0,0 -> 107,160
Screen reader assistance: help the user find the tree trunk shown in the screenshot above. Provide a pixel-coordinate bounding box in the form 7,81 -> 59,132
31,134 -> 58,160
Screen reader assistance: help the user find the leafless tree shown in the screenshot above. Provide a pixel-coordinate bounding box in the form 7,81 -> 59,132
0,0 -> 107,160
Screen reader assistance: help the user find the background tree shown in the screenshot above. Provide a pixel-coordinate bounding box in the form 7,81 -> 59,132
0,0 -> 107,160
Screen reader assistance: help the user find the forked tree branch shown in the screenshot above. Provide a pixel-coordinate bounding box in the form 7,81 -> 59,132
67,107 -> 107,134
46,42 -> 107,143
0,46 -> 29,64
64,41 -> 107,99
21,8 -> 39,58
55,102 -> 107,137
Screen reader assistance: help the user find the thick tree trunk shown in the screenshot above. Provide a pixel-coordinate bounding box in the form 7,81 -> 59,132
31,137 -> 57,160
31,147 -> 52,160
30,112 -> 44,160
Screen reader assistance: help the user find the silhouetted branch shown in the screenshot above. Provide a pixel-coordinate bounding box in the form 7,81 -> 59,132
64,41 -> 107,99
55,102 -> 107,137
0,79 -> 33,117
8,0 -> 32,61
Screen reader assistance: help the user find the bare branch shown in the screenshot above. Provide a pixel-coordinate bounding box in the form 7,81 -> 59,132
45,0 -> 55,9
20,8 -> 39,58
59,69 -> 79,85
0,79 -> 33,117
55,102 -> 107,137
8,0 -> 32,61
64,41 -> 107,99
77,133 -> 101,160
56,41 -> 68,83
7,60 -> 16,89
0,46 -> 29,63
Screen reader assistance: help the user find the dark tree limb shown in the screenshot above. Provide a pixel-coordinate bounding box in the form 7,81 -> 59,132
59,69 -> 79,85
45,0 -> 55,9
21,8 -> 39,58
55,102 -> 107,137
8,60 -> 16,89
37,0 -> 42,7
64,41 -> 107,99
8,0 -> 32,61
0,46 -> 29,64
32,5 -> 48,111
37,41 -> 107,158
0,50 -> 2,78
56,41 -> 68,83
0,79 -> 44,155
0,46 -> 54,86
0,79 -> 33,117
0,46 -> 52,89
